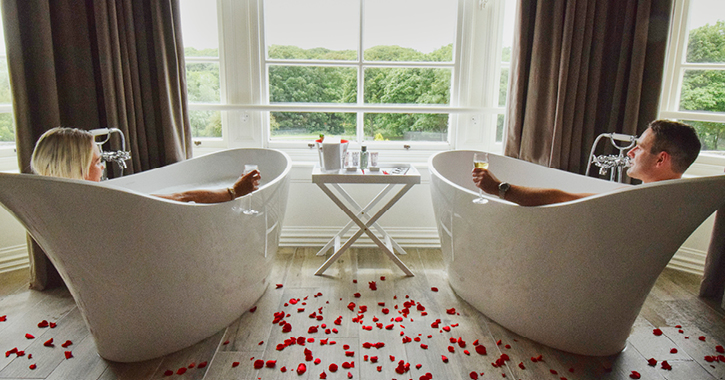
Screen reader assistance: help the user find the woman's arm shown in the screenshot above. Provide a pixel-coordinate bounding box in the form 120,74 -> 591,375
155,170 -> 261,204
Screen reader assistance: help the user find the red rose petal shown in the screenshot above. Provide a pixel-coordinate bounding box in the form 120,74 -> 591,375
43,338 -> 54,347
717,345 -> 725,353
376,365 -> 382,372
446,308 -> 456,314
276,284 -> 283,288
29,364 -> 37,370
37,320 -> 49,328
652,328 -> 663,336
647,358 -> 657,366
431,287 -> 438,292
329,363 -> 338,372
518,362 -> 525,369
25,333 -> 34,339
314,358 -> 321,365
661,360 -> 672,370
249,306 -> 257,313
699,336 -> 706,341
421,344 -> 429,349
297,363 -> 307,375
198,361 -> 208,369
470,371 -> 479,379
629,370 -> 641,379
232,361 -> 240,367
670,348 -> 678,353
441,355 -> 449,363
416,363 -> 422,369
0,315 -> 6,322
61,340 -> 72,348
176,368 -> 187,375
64,351 -> 73,359
347,371 -> 353,379
49,322 -> 57,328
254,359 -> 264,369
163,370 -> 173,376
475,345 -> 487,355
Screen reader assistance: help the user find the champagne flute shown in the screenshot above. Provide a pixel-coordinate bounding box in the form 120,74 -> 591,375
242,164 -> 259,215
472,153 -> 489,204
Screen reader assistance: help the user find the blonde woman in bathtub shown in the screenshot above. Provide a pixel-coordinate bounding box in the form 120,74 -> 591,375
31,127 -> 261,203
472,119 -> 701,206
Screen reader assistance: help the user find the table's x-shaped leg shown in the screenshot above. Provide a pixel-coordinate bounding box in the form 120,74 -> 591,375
314,182 -> 415,276
316,184 -> 407,258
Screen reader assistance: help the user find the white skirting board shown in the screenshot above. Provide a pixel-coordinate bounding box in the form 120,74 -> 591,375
0,244 -> 29,274
0,231 -> 708,276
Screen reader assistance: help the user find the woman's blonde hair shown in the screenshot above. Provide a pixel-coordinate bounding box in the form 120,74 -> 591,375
31,127 -> 95,180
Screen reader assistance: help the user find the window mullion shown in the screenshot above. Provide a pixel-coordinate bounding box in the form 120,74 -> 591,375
357,0 -> 365,144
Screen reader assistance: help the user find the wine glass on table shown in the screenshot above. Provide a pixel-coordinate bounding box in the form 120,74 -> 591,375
472,153 -> 489,204
243,164 -> 259,215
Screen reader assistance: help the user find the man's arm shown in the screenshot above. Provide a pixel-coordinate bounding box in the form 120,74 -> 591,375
472,168 -> 593,206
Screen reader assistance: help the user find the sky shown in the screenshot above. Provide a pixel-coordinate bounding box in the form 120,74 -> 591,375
179,0 -> 516,53
0,0 -> 718,57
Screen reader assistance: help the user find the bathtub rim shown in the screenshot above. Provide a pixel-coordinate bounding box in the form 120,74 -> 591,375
427,149 -> 725,207
0,147 -> 292,207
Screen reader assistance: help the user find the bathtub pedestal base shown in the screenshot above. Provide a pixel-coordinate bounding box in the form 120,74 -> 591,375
312,165 -> 421,276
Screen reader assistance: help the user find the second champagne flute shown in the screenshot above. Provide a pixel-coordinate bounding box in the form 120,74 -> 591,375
472,153 -> 489,204
243,164 -> 259,215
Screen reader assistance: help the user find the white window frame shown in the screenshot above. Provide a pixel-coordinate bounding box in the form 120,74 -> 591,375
660,0 -> 725,168
205,0 -> 510,161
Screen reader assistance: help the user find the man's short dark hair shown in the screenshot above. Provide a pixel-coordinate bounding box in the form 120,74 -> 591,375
647,119 -> 701,173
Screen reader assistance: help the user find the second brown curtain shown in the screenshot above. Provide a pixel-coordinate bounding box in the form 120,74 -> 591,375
505,0 -> 672,173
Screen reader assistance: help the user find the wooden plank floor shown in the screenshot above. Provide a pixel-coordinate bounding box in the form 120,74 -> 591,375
1,247 -> 724,380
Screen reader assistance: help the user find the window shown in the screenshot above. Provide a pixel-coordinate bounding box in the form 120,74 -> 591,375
181,0 -> 514,154
660,0 -> 725,153
264,0 -> 457,144
0,12 -> 15,147
179,0 -> 223,140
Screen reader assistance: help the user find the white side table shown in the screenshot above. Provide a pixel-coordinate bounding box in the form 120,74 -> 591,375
312,164 -> 421,276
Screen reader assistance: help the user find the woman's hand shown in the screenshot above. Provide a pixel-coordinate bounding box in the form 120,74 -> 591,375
472,168 -> 501,196
233,169 -> 261,197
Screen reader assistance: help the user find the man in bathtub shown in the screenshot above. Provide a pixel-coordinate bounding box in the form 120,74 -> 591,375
31,127 -> 261,203
472,119 -> 702,206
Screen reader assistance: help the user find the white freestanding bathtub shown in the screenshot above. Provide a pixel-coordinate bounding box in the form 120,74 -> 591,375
0,148 -> 290,362
429,150 -> 725,356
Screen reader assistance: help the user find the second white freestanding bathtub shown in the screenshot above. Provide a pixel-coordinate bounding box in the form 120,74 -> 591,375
0,148 -> 290,362
429,150 -> 725,356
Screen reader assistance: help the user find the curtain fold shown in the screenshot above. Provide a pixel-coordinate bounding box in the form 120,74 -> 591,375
505,0 -> 672,173
2,0 -> 191,290
700,209 -> 725,304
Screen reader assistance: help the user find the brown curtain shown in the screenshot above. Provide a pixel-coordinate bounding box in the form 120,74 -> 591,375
2,0 -> 192,290
505,0 -> 672,173
700,209 -> 725,301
